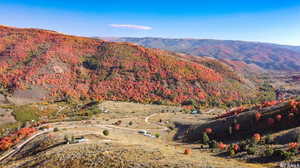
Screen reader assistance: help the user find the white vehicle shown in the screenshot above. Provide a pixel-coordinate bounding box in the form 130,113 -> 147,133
144,134 -> 156,138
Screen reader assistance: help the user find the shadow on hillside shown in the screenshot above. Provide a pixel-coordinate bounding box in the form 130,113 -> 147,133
246,156 -> 282,164
173,122 -> 192,141
16,141 -> 66,160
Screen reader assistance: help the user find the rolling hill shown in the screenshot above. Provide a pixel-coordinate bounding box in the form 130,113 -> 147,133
111,37 -> 300,71
0,25 -> 260,106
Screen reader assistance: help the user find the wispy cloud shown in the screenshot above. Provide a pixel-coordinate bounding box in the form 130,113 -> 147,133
109,24 -> 152,30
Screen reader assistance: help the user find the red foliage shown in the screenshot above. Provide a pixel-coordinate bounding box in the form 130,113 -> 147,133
288,142 -> 298,150
216,99 -> 291,120
0,137 -> 13,151
215,106 -> 247,119
233,144 -> 239,152
234,123 -> 240,131
182,105 -> 194,110
204,128 -> 213,134
275,114 -> 282,122
255,112 -> 262,121
217,142 -> 227,150
262,100 -> 280,108
252,133 -> 261,142
0,127 -> 36,151
0,25 -> 256,105
184,148 -> 192,155
290,100 -> 300,113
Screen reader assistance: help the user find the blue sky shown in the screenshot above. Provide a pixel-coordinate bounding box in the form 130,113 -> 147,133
1,0 -> 300,45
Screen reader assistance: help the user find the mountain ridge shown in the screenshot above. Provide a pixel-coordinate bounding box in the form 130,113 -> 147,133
106,37 -> 300,71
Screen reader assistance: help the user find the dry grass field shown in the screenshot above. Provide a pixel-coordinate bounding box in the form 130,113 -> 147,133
1,101 -> 279,168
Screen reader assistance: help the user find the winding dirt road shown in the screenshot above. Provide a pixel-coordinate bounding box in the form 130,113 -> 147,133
0,112 -> 168,162
0,128 -> 53,162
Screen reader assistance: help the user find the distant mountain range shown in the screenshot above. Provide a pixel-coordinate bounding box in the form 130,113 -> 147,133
279,45 -> 300,53
104,37 -> 300,71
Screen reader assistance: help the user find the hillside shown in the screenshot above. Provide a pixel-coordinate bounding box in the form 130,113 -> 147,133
177,99 -> 300,164
1,101 -> 267,168
184,99 -> 300,142
0,25 -> 259,106
111,37 -> 300,71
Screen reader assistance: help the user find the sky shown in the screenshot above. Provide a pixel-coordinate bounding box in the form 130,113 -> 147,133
0,0 -> 300,45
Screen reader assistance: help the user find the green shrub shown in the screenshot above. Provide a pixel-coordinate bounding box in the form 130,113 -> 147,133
103,130 -> 109,136
263,147 -> 274,157
13,105 -> 39,122
202,132 -> 210,145
155,133 -> 160,138
272,149 -> 295,160
53,127 -> 59,132
87,106 -> 101,115
82,55 -> 100,70
208,140 -> 218,149
246,147 -> 256,155
288,147 -> 297,154
229,149 -> 235,156
128,121 -> 133,126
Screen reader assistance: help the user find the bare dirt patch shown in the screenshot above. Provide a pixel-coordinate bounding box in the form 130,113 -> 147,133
98,101 -> 182,117
7,86 -> 48,105
0,108 -> 16,126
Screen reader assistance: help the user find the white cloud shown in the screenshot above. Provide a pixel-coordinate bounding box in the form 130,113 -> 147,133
109,24 -> 152,30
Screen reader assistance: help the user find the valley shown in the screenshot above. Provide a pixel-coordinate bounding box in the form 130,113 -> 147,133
1,99 -> 300,168
0,101 -> 269,168
0,25 -> 299,168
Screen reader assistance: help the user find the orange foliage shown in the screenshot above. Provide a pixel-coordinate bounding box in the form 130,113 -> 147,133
255,112 -> 262,121
217,142 -> 228,150
275,114 -> 282,122
204,128 -> 213,134
216,106 -> 247,119
252,133 -> 261,142
233,144 -> 239,152
234,123 -> 240,131
184,148 -> 192,155
288,142 -> 298,150
0,127 -> 36,151
0,25 -> 256,105
290,100 -> 300,113
262,100 -> 280,107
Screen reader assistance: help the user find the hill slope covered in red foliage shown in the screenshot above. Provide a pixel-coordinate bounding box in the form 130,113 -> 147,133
0,25 -> 259,105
